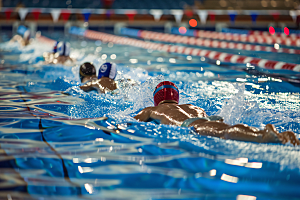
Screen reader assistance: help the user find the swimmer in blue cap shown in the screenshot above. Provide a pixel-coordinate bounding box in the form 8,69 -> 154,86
10,29 -> 31,47
44,41 -> 75,65
134,81 -> 300,146
43,41 -> 58,63
79,62 -> 117,93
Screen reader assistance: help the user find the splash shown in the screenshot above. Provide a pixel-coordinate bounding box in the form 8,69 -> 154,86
217,83 -> 300,134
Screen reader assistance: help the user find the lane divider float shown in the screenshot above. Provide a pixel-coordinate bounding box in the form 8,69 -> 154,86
120,28 -> 300,55
222,28 -> 300,39
170,27 -> 300,48
68,26 -> 300,72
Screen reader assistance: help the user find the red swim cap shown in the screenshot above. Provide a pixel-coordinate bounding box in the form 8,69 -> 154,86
153,81 -> 179,106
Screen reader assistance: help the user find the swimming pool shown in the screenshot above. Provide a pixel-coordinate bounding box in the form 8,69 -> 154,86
1,28 -> 300,199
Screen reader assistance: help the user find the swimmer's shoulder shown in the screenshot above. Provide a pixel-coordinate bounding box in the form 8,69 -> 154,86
99,77 -> 115,82
179,103 -> 193,106
177,104 -> 206,112
134,106 -> 156,122
179,103 -> 203,108
140,106 -> 157,115
179,104 -> 207,117
99,77 -> 117,89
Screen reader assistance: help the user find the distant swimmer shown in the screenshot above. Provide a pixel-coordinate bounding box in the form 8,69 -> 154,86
79,62 -> 117,93
42,41 -> 59,61
9,26 -> 31,47
43,41 -> 75,65
134,81 -> 300,146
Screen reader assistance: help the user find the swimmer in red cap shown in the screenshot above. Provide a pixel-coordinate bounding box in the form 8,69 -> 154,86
134,81 -> 300,146
79,62 -> 117,93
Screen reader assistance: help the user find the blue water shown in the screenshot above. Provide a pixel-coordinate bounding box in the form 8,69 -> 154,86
1,30 -> 300,200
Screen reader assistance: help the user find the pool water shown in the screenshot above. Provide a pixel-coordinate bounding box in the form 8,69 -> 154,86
0,30 -> 300,200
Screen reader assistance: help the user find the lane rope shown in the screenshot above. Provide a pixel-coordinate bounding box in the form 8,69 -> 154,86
169,27 -> 300,52
194,30 -> 300,47
67,26 -> 300,72
168,27 -> 300,48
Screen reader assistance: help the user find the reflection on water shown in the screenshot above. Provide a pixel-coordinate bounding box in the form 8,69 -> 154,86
0,36 -> 300,199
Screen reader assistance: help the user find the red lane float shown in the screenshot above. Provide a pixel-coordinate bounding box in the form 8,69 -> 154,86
249,30 -> 300,39
194,30 -> 300,47
83,30 -> 300,72
130,29 -> 300,55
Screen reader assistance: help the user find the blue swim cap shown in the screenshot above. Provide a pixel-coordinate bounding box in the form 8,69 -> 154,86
98,62 -> 117,80
57,41 -> 70,56
17,25 -> 28,36
53,41 -> 59,53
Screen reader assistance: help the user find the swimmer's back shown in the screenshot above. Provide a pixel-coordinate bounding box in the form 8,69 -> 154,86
98,77 -> 117,92
141,103 -> 207,126
80,77 -> 117,93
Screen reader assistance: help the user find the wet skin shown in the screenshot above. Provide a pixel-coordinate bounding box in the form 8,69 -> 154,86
43,53 -> 75,66
10,35 -> 30,47
134,101 -> 300,146
81,75 -> 98,84
80,77 -> 117,94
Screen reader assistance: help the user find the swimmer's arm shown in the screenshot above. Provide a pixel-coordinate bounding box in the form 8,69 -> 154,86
80,81 -> 94,92
9,35 -> 22,43
80,81 -> 103,93
80,84 -> 96,92
134,107 -> 152,122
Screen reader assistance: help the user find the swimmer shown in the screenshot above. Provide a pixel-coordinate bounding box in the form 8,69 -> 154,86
79,62 -> 117,93
134,81 -> 300,146
9,29 -> 31,47
42,41 -> 59,63
43,41 -> 75,65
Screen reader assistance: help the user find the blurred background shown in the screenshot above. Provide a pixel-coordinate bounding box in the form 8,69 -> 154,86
1,0 -> 300,34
